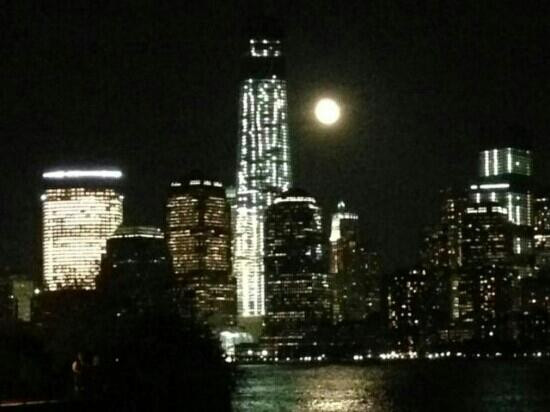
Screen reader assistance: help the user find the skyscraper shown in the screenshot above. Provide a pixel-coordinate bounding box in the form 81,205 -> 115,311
99,226 -> 172,286
233,20 -> 292,318
421,189 -> 467,271
461,202 -> 516,340
329,201 -> 381,323
166,175 -> 235,327
263,189 -> 331,352
329,201 -> 359,275
534,196 -> 550,270
97,226 -> 173,308
387,267 -> 429,351
469,146 -> 534,257
41,169 -> 123,291
420,189 -> 467,342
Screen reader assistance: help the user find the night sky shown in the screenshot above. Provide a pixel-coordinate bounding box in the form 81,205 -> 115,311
2,1 -> 550,276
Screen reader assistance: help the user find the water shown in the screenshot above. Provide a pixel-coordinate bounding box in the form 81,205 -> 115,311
233,361 -> 550,411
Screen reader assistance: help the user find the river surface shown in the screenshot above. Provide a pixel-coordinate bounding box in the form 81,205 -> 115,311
232,361 -> 550,411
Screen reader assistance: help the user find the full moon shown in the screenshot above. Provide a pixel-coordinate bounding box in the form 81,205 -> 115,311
314,98 -> 341,125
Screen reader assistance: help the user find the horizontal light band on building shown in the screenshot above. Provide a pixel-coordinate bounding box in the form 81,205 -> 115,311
186,180 -> 223,187
111,234 -> 164,239
273,196 -> 316,204
43,170 -> 123,179
466,206 -> 507,214
477,183 -> 510,190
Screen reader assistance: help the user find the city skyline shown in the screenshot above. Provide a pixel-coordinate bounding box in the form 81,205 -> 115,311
5,3 -> 550,410
3,1 -> 550,277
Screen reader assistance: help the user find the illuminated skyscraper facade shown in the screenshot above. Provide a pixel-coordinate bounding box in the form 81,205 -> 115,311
470,147 -> 534,260
471,147 -> 533,227
234,23 -> 292,317
166,176 -> 235,327
329,201 -> 359,275
42,169 -> 123,291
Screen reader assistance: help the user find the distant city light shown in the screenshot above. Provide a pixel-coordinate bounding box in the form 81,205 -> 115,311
43,170 -> 123,179
314,98 -> 341,125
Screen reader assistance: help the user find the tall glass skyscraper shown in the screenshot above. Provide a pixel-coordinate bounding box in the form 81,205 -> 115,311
41,169 -> 123,291
234,22 -> 292,318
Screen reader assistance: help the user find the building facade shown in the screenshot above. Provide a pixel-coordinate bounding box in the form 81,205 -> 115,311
166,176 -> 235,328
461,202 -> 517,340
99,226 -> 171,285
534,196 -> 550,270
263,190 -> 331,352
329,201 -> 381,323
233,22 -> 292,318
98,226 -> 173,310
41,169 -> 123,291
387,267 -> 430,351
469,147 -> 533,258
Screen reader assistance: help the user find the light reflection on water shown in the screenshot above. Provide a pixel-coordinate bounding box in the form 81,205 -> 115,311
232,361 -> 550,412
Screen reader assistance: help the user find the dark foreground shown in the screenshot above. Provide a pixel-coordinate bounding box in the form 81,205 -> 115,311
233,360 -> 550,412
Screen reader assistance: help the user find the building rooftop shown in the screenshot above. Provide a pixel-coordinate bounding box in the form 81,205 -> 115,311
111,226 -> 164,239
43,169 -> 123,180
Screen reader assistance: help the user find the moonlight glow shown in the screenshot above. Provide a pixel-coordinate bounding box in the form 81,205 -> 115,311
314,98 -> 341,125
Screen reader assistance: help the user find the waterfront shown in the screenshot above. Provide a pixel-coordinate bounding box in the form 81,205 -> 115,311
233,361 -> 550,412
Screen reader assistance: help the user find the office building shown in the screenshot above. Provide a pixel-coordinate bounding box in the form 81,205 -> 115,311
99,226 -> 171,285
421,189 -> 467,270
233,20 -> 292,318
461,202 -> 517,340
534,196 -> 550,270
329,201 -> 381,323
263,190 -> 331,352
166,175 -> 235,327
469,146 -> 533,259
41,169 -> 123,291
419,190 -> 468,342
387,267 -> 429,351
329,201 -> 359,275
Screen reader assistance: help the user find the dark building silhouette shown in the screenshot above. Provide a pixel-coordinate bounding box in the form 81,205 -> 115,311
421,189 -> 467,271
166,175 -> 235,328
98,226 -> 172,287
330,201 -> 381,323
461,202 -> 517,341
263,189 -> 331,354
534,196 -> 550,270
387,267 -> 429,352
420,190 -> 468,343
0,277 -> 17,322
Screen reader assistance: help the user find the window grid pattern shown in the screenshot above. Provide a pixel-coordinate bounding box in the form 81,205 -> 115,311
42,187 -> 123,291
